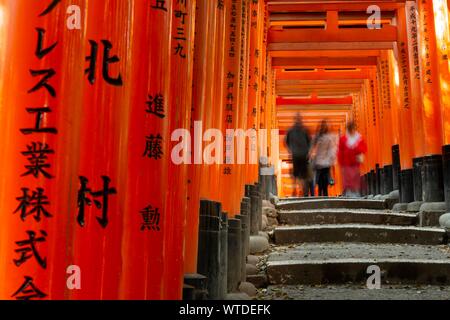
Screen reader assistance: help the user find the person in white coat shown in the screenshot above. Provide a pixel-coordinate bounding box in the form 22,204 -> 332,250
310,120 -> 337,197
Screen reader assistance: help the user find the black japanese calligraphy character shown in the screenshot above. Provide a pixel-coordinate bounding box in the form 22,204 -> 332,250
143,134 -> 163,159
85,40 -> 123,86
21,142 -> 54,179
175,11 -> 187,25
77,176 -> 117,228
174,42 -> 186,58
151,0 -> 167,11
20,107 -> 57,135
85,40 -> 98,84
35,28 -> 57,59
14,187 -> 52,222
14,230 -> 47,269
11,276 -> 47,300
28,69 -> 56,97
140,205 -> 161,231
39,0 -> 61,17
146,94 -> 165,118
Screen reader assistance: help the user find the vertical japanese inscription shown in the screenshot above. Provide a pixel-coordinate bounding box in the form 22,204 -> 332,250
12,1 -> 62,300
224,0 -> 238,174
138,2 -> 172,230
173,0 -> 188,59
409,4 -> 421,80
420,0 -> 433,84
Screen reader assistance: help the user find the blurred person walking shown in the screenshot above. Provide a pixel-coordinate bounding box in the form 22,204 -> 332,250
311,120 -> 337,197
285,114 -> 313,197
338,121 -> 367,197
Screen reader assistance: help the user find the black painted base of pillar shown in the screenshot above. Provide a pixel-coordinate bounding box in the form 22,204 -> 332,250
375,164 -> 381,195
422,155 -> 445,202
383,165 -> 394,194
197,200 -> 222,300
360,176 -> 365,196
413,157 -> 424,202
184,274 -> 208,300
235,212 -> 248,283
227,219 -> 241,293
366,173 -> 370,195
370,170 -> 376,195
443,145 -> 450,211
362,174 -> 369,196
392,145 -> 401,190
400,169 -> 414,203
244,185 -> 252,198
365,174 -> 370,195
250,185 -> 259,236
379,167 -> 385,195
220,211 -> 228,299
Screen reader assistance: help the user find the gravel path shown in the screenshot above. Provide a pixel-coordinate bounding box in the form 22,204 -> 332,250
258,285 -> 450,300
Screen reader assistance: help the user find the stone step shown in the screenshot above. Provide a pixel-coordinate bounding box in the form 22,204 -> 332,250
266,243 -> 450,286
276,198 -> 387,211
280,197 -> 332,201
258,285 -> 450,300
279,209 -> 417,226
274,224 -> 446,245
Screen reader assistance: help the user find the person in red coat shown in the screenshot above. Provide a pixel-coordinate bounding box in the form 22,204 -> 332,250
338,121 -> 367,197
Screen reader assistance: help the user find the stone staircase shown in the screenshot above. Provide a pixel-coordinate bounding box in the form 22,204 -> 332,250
258,197 -> 450,300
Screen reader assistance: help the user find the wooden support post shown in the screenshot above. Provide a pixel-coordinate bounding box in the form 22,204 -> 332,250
396,5 -> 415,203
418,0 -> 445,202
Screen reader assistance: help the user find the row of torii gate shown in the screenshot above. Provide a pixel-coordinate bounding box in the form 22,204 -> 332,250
0,0 -> 449,300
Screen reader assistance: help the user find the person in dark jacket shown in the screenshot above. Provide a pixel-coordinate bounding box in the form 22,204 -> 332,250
285,114 -> 313,197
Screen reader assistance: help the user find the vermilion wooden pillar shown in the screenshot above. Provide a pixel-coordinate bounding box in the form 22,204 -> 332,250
432,0 -> 450,145
376,59 -> 389,167
186,0 -> 218,274
233,0 -> 250,213
70,0 -> 134,300
362,80 -> 375,172
0,0 -> 86,300
388,50 -> 401,149
221,0 -> 244,215
377,51 -> 395,193
433,0 -> 450,208
46,0 -> 87,299
119,0 -> 173,300
353,93 -> 366,172
406,1 -> 425,158
356,91 -> 365,171
417,0 -> 445,202
395,5 -> 414,170
259,2 -> 269,161
210,0 -> 226,199
418,0 -> 444,155
267,67 -> 279,173
198,0 -> 220,202
369,70 -> 382,169
246,0 -> 262,184
162,0 -> 196,300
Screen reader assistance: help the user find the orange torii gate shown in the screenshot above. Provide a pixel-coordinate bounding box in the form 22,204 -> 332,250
269,0 -> 450,206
